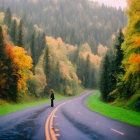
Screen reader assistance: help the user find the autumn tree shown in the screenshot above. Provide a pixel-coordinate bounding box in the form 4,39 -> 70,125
99,54 -> 111,101
120,0 -> 140,98
0,26 -> 33,101
13,46 -> 33,90
4,43 -> 18,101
0,26 -> 18,101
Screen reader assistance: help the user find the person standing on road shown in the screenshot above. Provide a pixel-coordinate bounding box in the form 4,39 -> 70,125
50,89 -> 55,107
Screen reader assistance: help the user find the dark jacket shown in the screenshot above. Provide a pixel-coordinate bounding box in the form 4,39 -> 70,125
51,93 -> 55,100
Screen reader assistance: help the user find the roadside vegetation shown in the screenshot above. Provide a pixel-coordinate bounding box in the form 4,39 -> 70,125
99,0 -> 140,111
87,92 -> 140,126
0,87 -> 85,116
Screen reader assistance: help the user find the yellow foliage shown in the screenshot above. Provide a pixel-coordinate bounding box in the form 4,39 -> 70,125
97,44 -> 108,57
79,43 -> 91,53
134,37 -> 140,48
57,37 -> 63,45
13,46 -> 33,90
46,36 -> 80,84
34,50 -> 47,94
0,12 -> 4,22
59,61 -> 72,81
79,51 -> 101,69
122,0 -> 140,82
13,47 -> 33,70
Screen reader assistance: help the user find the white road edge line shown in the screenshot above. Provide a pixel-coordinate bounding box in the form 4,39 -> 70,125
111,128 -> 125,135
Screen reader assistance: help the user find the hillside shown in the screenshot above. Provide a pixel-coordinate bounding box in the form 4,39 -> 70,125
0,9 -> 102,99
0,0 -> 127,53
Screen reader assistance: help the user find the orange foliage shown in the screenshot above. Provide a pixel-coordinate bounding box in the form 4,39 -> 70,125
129,53 -> 140,64
1,43 -> 33,90
134,37 -> 140,47
5,43 -> 14,59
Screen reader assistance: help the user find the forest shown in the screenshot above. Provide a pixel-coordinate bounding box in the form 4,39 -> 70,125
99,0 -> 140,111
0,0 -> 139,112
0,3 -> 102,101
0,0 -> 127,53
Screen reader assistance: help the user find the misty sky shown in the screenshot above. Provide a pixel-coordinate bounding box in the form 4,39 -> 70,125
89,0 -> 127,9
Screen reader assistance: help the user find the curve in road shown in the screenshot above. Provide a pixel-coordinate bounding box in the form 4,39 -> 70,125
0,91 -> 140,140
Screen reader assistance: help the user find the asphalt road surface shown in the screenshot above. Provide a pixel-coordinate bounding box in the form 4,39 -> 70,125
0,91 -> 140,140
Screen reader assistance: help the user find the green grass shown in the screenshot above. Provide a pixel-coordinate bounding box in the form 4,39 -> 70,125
87,92 -> 140,126
0,93 -> 75,117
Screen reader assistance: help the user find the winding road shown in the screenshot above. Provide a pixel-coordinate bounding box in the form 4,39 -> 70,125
0,91 -> 140,140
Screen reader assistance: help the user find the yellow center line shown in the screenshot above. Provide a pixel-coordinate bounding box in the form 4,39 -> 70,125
45,93 -> 89,140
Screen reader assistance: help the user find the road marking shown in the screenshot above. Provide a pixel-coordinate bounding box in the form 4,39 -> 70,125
45,92 -> 90,140
45,102 -> 66,140
55,133 -> 60,137
54,128 -> 60,132
111,128 -> 125,135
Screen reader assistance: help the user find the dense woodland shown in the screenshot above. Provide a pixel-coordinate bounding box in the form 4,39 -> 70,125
0,0 -> 127,53
0,6 -> 102,101
0,0 -> 139,112
99,0 -> 140,111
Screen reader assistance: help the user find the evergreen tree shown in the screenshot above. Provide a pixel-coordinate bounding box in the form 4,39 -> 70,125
108,30 -> 124,92
35,32 -> 46,65
99,30 -> 124,102
114,29 -> 124,74
30,31 -> 36,74
99,54 -> 110,101
0,26 -> 5,61
91,67 -> 96,88
85,54 -> 91,88
4,7 -> 12,28
107,51 -> 116,92
5,54 -> 18,102
0,26 -> 7,100
0,26 -> 18,101
44,44 -> 51,95
10,19 -> 17,44
17,20 -> 24,47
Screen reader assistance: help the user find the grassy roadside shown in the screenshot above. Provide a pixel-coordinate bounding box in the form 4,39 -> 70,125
86,92 -> 140,127
0,87 -> 88,116
0,94 -> 66,116
0,87 -> 86,116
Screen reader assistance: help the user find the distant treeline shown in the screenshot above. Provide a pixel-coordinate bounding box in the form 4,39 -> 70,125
0,0 -> 127,53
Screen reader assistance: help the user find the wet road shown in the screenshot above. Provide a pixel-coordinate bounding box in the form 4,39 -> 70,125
0,91 -> 140,140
